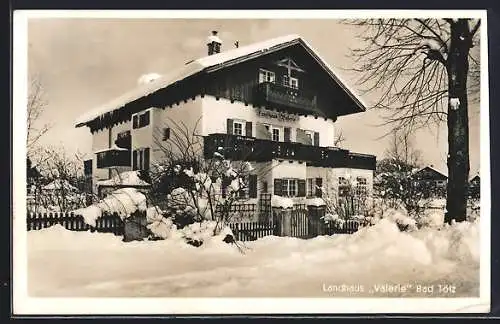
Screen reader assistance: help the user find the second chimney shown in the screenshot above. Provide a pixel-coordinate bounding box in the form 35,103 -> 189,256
207,30 -> 222,55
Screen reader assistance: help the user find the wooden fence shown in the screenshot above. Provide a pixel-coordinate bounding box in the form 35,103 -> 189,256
27,210 -> 364,242
228,218 -> 365,242
229,222 -> 276,242
27,212 -> 124,236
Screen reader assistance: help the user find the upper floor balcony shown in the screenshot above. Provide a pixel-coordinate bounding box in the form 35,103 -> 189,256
203,133 -> 376,170
254,82 -> 317,114
96,147 -> 131,169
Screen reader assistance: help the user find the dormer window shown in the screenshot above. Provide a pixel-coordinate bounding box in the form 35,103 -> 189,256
259,69 -> 275,84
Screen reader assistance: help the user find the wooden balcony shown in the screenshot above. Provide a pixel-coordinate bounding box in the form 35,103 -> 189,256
255,82 -> 317,114
96,149 -> 131,169
203,133 -> 376,170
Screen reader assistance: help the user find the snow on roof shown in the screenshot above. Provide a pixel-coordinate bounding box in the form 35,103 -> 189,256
75,34 -> 367,127
93,144 -> 129,154
137,73 -> 162,85
415,165 -> 448,178
97,170 -> 150,187
42,179 -> 78,191
207,34 -> 223,44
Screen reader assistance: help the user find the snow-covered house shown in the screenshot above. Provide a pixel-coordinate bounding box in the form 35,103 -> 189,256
468,174 -> 480,199
413,166 -> 448,195
75,32 -> 376,201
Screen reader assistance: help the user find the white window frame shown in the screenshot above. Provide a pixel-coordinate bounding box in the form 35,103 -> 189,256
272,127 -> 281,142
289,77 -> 299,89
303,130 -> 316,146
282,178 -> 298,197
259,69 -> 276,84
233,120 -> 245,136
355,177 -> 368,196
306,178 -> 314,197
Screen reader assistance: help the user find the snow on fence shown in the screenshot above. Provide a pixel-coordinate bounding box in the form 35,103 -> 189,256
26,212 -> 124,235
228,218 -> 365,242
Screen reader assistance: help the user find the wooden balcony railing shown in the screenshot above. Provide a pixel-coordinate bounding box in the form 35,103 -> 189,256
203,133 -> 376,170
96,149 -> 131,169
255,82 -> 317,113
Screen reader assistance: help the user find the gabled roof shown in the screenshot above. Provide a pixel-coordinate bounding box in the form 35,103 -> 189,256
75,34 -> 367,128
413,165 -> 448,178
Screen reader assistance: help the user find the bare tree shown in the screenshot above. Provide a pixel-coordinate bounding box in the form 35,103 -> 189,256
30,146 -> 86,212
346,18 -> 480,223
333,129 -> 346,147
27,75 -> 51,153
384,129 -> 422,168
150,117 -> 275,231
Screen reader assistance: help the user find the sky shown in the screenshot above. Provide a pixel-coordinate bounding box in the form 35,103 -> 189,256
26,18 -> 481,175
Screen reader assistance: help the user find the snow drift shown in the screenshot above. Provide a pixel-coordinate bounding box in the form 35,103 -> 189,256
28,215 -> 480,297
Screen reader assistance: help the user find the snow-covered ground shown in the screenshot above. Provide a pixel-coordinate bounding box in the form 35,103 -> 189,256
28,215 -> 479,298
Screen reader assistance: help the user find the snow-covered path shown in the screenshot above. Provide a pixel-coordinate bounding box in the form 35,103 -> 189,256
28,219 -> 479,297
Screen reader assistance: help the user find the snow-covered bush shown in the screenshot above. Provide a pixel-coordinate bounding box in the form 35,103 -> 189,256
148,149 -> 258,237
319,176 -> 370,221
74,187 -> 147,227
29,146 -> 89,212
374,158 -> 435,218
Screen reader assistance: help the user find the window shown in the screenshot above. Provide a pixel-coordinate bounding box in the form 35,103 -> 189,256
290,77 -> 299,89
306,178 -> 314,197
282,179 -> 298,197
233,122 -> 243,136
162,128 -> 170,141
133,115 -> 139,129
133,111 -> 151,129
355,177 -> 367,196
302,130 -> 318,146
281,75 -> 289,87
338,176 -> 350,197
262,181 -> 268,193
259,69 -> 275,83
133,147 -> 150,171
272,128 -> 280,142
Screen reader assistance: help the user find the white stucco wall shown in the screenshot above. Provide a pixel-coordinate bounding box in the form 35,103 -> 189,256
332,167 -> 374,194
152,97 -> 204,164
132,108 -> 154,152
91,128 -> 110,183
201,97 -> 336,146
90,120 -> 133,187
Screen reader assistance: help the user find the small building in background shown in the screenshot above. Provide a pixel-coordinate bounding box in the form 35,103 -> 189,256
413,165 -> 448,197
468,174 -> 480,199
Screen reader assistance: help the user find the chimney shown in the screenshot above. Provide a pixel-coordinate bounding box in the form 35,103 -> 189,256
207,30 -> 222,55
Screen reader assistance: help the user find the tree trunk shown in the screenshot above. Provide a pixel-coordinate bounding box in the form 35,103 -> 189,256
445,19 -> 471,224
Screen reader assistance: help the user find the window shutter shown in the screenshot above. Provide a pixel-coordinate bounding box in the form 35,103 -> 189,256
248,174 -> 258,198
227,119 -> 234,134
245,121 -> 253,137
132,150 -> 138,170
262,181 -> 268,193
298,179 -> 306,197
144,148 -> 150,171
144,111 -> 150,126
133,115 -> 138,129
315,178 -> 323,197
314,132 -> 320,146
163,128 -> 170,141
274,178 -> 282,196
138,150 -> 143,170
284,127 -> 291,142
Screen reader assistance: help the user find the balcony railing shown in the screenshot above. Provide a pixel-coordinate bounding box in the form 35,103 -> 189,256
204,133 -> 376,170
255,82 -> 317,113
96,149 -> 131,169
